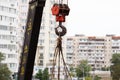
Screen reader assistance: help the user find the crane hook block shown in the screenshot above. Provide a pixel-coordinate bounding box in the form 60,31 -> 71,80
51,3 -> 70,16
56,15 -> 65,22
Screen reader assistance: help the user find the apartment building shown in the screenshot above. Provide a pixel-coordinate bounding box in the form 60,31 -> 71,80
18,0 -> 29,53
0,0 -> 19,73
112,36 -> 120,54
66,34 -> 120,70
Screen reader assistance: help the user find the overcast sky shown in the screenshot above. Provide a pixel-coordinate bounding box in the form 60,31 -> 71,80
66,0 -> 120,36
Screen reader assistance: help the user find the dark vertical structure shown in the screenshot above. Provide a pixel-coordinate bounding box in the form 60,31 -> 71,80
18,0 -> 46,80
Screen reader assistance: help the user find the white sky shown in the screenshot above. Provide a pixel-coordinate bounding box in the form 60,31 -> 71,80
66,0 -> 120,36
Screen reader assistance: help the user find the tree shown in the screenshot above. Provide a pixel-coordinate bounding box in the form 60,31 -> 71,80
110,53 -> 120,80
101,66 -> 110,71
85,76 -> 92,80
69,66 -> 75,77
94,75 -> 101,80
0,52 -> 11,80
35,68 -> 49,80
76,66 -> 83,78
75,60 -> 91,79
42,68 -> 49,80
35,69 -> 43,80
0,52 -> 4,62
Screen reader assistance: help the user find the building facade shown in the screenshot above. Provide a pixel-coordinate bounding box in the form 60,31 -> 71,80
0,0 -> 19,73
66,34 -> 120,70
18,0 -> 29,53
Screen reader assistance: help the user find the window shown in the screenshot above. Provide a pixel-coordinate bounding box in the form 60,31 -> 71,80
40,32 -> 45,36
0,6 -> 3,11
9,0 -> 16,3
49,53 -> 53,57
50,47 -> 55,51
50,34 -> 56,38
0,44 -> 7,49
39,53 -> 43,59
40,26 -> 45,30
0,35 -> 16,40
8,54 -> 16,58
39,39 -> 44,44
9,63 -> 16,68
0,15 -> 2,21
50,26 -> 54,31
39,60 -> 43,66
0,25 -> 7,30
50,40 -> 55,44
22,0 -> 27,3
3,7 -> 9,12
0,6 -> 16,14
0,15 -> 15,22
9,8 -> 16,14
8,45 -> 16,50
0,44 -> 16,50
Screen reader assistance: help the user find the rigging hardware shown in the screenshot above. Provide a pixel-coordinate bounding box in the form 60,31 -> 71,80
51,0 -> 71,80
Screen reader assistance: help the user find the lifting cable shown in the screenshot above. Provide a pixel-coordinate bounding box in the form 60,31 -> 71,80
52,31 -> 72,80
53,0 -> 68,5
51,0 -> 71,80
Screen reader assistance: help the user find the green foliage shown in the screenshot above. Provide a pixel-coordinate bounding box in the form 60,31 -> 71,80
94,75 -> 101,80
75,60 -> 91,78
0,52 -> 11,80
111,53 -> 120,80
0,64 -> 11,80
42,68 -> 49,80
111,53 -> 120,64
0,52 -> 5,62
85,76 -> 92,80
101,67 -> 110,71
85,76 -> 101,80
35,68 -> 49,80
35,69 -> 43,80
69,66 -> 75,77
75,67 -> 83,78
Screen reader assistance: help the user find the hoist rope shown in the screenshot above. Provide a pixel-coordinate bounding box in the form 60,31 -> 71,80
52,35 -> 72,80
54,0 -> 68,4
